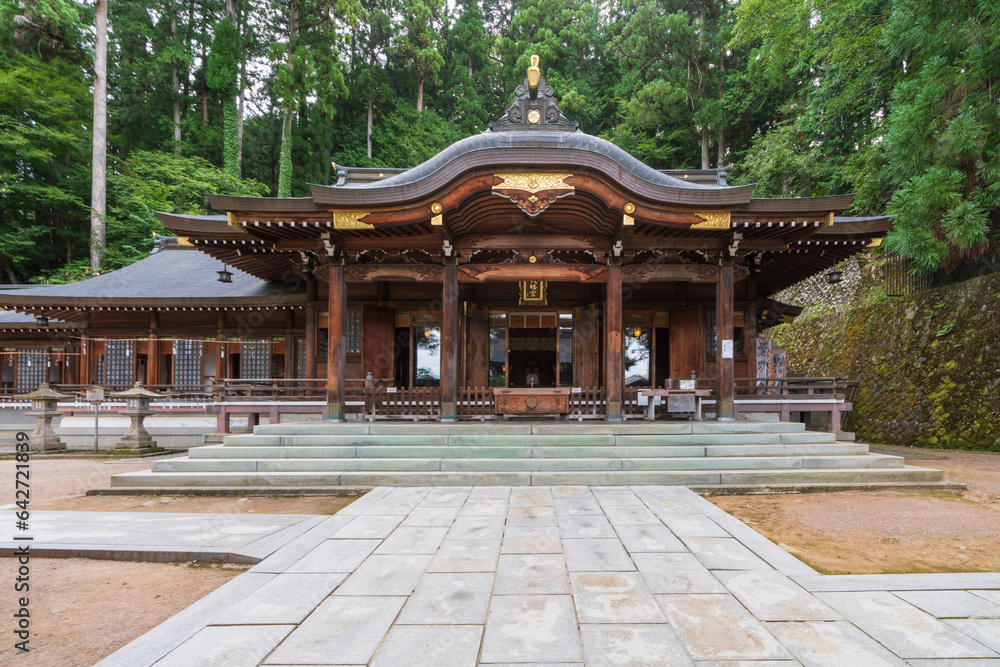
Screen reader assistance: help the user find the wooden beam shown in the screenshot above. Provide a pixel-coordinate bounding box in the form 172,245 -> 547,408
325,264 -> 346,420
622,264 -> 721,283
344,265 -> 444,282
440,264 -> 459,420
456,234 -> 611,252
458,264 -> 609,283
340,235 -> 441,251
606,265 -> 623,421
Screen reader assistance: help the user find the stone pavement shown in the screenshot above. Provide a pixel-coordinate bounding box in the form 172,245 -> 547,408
0,510 -> 324,563
78,485 -> 1000,666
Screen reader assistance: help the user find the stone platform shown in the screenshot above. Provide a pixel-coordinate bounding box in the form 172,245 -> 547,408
93,485 -> 1000,666
106,421 -> 955,492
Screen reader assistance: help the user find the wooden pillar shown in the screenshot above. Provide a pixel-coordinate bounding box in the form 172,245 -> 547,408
304,275 -> 318,378
147,312 -> 160,387
80,334 -> 91,385
283,310 -> 295,380
440,263 -> 459,421
744,268 -> 758,382
325,264 -> 346,421
605,264 -> 623,421
217,311 -> 228,380
716,264 -> 735,419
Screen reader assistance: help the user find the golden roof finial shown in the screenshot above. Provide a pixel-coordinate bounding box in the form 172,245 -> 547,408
527,54 -> 540,90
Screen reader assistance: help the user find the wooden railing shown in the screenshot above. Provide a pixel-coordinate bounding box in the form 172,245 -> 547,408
458,387 -> 494,419
214,378 -> 328,401
0,383 -> 212,407
735,377 -> 858,402
365,386 -> 440,421
568,386 -> 604,420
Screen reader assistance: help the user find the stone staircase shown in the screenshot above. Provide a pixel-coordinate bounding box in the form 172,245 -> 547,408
106,421 -> 957,493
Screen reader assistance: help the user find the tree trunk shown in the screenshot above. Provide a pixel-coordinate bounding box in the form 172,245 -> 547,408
230,0 -> 244,170
277,0 -> 298,197
417,75 -> 424,113
277,106 -> 294,197
171,15 -> 181,153
701,130 -> 710,170
367,98 -> 373,159
718,127 -> 726,167
90,0 -> 108,275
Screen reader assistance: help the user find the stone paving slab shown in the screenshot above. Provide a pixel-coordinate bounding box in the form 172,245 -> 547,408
96,485 -> 1000,666
0,510 -> 323,563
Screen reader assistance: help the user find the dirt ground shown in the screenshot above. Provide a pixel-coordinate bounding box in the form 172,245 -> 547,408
1,448 -> 999,663
0,559 -> 247,667
710,447 -> 1000,575
0,457 -> 356,665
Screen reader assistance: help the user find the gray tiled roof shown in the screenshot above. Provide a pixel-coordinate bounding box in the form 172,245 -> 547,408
0,247 -> 300,300
327,131 -> 728,191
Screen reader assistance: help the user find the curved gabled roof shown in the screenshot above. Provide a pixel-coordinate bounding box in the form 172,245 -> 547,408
309,130 -> 755,208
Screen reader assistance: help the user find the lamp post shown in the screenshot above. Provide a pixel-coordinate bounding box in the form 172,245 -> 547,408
110,382 -> 164,455
17,383 -> 72,451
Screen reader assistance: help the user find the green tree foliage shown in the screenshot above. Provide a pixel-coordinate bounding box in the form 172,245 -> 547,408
610,0 -> 733,169
502,0 -> 609,132
271,0 -> 360,197
4,0 -> 1000,283
208,16 -> 241,177
729,0 -> 898,199
0,55 -> 90,283
394,0 -> 445,112
102,151 -> 267,272
876,0 -> 1000,272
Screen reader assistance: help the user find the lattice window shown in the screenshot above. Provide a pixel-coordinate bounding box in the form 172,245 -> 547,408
318,330 -> 328,359
705,311 -> 717,359
296,338 -> 306,378
172,340 -> 203,391
105,340 -> 134,390
16,350 -> 47,392
346,311 -> 361,354
240,339 -> 270,379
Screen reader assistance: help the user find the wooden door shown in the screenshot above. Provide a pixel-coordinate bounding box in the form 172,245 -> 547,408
467,303 -> 489,387
573,304 -> 600,388
669,307 -> 705,380
362,305 -> 395,381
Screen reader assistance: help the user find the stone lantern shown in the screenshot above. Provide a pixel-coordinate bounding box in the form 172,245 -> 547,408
110,382 -> 164,455
17,383 -> 72,451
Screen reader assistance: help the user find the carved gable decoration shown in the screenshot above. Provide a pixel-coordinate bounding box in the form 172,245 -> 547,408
490,56 -> 579,132
492,173 -> 574,217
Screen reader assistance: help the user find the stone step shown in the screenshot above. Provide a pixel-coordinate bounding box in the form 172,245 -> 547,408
248,420 -> 809,436
220,431 -> 836,448
188,442 -> 870,460
153,453 -> 905,474
110,465 -> 943,488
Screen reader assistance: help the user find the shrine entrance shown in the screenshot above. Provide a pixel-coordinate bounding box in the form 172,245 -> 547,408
483,310 -> 575,389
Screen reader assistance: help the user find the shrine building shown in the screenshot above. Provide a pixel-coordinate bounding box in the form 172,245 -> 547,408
0,59 -> 889,426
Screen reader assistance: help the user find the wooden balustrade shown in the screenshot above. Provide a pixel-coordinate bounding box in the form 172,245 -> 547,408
458,387 -> 494,419
365,386 -> 440,421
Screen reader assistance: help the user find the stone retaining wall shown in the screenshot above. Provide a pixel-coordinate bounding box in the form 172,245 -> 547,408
768,272 -> 1000,451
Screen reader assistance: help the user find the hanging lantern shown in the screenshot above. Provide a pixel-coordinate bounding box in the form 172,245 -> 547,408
827,270 -> 843,284
217,263 -> 233,283
35,315 -> 49,326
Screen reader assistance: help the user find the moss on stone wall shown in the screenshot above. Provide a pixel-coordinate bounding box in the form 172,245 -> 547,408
773,272 -> 1000,451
